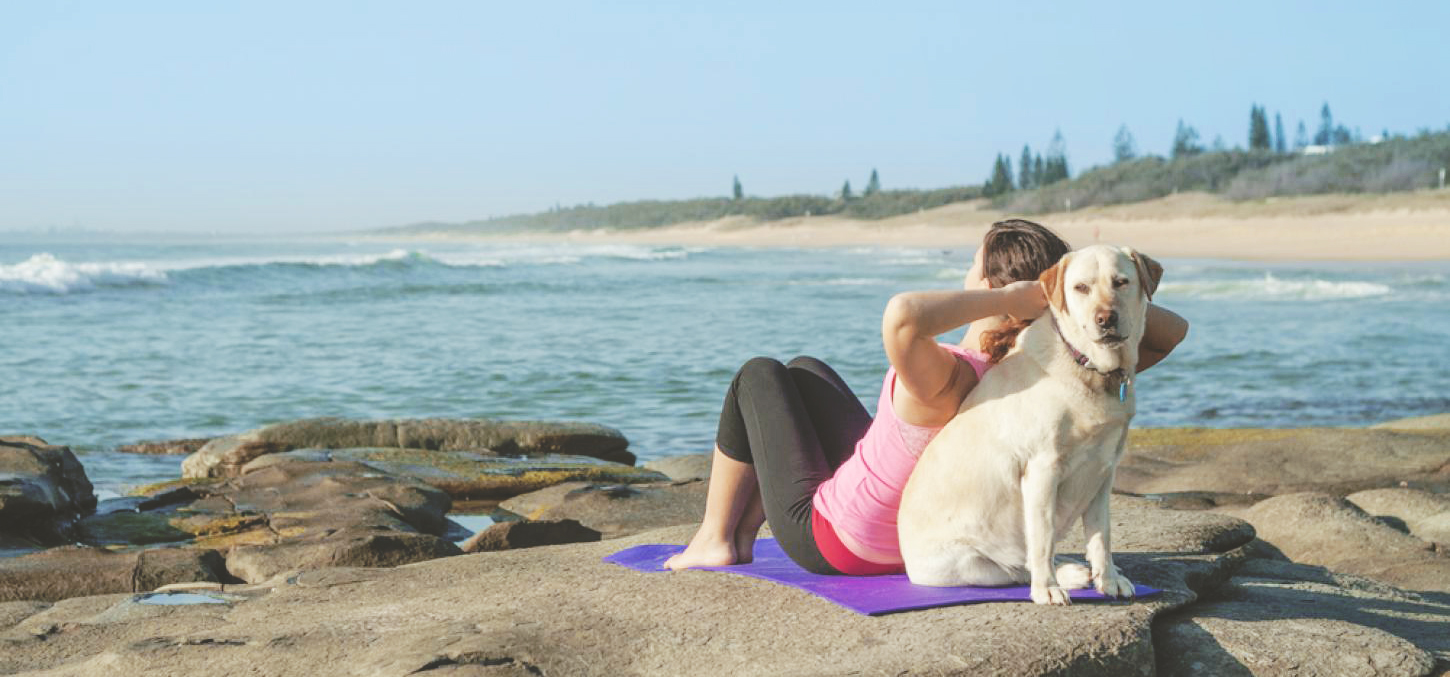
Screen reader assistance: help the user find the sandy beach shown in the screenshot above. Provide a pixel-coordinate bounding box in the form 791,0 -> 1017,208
406,190 -> 1450,260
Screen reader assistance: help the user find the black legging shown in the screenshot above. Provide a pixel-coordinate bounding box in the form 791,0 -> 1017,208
716,356 -> 873,575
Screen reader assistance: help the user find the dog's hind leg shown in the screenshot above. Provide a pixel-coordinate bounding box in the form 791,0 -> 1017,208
905,546 -> 1024,587
1052,557 -> 1092,590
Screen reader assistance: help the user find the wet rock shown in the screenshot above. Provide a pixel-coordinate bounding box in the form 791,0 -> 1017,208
644,453 -> 712,481
1117,428 -> 1450,497
113,460 -> 464,585
1347,488 -> 1450,547
1155,559 -> 1447,676
116,438 -> 212,455
75,509 -> 195,546
0,546 -> 228,603
1220,492 -> 1450,593
0,437 -> 96,545
0,533 -> 45,559
460,519 -> 601,553
182,417 -> 633,479
500,481 -> 710,539
238,447 -> 668,501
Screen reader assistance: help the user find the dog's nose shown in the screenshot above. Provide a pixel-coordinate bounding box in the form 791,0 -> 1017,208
1095,309 -> 1118,328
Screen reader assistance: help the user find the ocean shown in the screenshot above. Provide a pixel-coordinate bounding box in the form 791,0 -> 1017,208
5,235 -> 1448,498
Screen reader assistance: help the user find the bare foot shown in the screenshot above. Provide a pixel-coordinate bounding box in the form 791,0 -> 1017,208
733,526 -> 760,564
663,536 -> 737,570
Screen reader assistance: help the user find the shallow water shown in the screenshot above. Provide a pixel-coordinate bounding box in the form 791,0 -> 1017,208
5,236 -> 1447,495
134,592 -> 231,605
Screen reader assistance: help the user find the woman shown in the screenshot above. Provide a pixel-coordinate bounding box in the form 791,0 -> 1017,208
665,219 -> 1188,575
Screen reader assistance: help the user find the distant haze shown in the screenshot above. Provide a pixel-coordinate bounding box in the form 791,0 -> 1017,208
3,1 -> 1447,234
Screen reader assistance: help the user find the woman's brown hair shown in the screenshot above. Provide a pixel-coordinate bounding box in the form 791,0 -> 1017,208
977,219 -> 1071,363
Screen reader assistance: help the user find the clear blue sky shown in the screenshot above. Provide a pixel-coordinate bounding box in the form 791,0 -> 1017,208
4,1 -> 1447,233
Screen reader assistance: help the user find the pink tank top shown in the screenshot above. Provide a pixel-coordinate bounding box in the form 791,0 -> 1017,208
811,344 -> 991,563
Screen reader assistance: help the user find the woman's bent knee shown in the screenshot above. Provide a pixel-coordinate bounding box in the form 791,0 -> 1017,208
786,355 -> 828,372
737,356 -> 788,387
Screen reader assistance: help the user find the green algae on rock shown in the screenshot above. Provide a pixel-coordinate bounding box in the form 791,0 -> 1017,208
239,447 -> 669,500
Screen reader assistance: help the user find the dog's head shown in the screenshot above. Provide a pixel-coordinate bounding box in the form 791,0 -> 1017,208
1037,245 -> 1162,373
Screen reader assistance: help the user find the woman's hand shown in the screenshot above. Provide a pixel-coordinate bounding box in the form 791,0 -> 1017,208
998,281 -> 1047,322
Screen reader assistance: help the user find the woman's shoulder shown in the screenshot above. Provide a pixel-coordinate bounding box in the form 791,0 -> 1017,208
940,343 -> 991,380
888,343 -> 990,429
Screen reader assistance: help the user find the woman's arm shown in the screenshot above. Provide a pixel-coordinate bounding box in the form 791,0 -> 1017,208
1137,304 -> 1188,372
882,281 -> 1046,427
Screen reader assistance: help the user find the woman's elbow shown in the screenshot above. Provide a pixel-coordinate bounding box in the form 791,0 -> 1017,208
1161,314 -> 1189,352
882,294 -> 921,350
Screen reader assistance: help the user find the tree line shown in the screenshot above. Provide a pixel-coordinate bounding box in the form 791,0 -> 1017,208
381,102 -> 1447,235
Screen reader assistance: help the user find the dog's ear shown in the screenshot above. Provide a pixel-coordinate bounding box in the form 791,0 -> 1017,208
1125,248 -> 1163,300
1037,252 -> 1072,312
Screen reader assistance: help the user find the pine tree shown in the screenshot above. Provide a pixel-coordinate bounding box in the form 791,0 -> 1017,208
1294,120 -> 1309,149
1172,119 -> 1203,158
732,175 -> 743,201
985,154 -> 1017,196
864,169 -> 880,196
1274,112 -> 1286,153
1019,145 -> 1034,190
1315,102 -> 1334,145
1112,125 -> 1136,163
1249,105 -> 1271,150
1043,130 -> 1070,183
841,180 -> 853,200
1033,155 -> 1044,188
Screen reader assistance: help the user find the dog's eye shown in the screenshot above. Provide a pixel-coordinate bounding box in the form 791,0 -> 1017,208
1073,283 -> 1089,294
1112,277 -> 1130,288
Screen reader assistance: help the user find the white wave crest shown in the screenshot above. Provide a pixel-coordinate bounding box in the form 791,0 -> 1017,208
0,253 -> 169,294
789,277 -> 891,286
1159,273 -> 1392,300
145,248 -> 447,272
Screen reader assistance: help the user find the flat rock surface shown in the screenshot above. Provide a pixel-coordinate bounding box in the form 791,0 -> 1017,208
643,453 -> 712,481
1117,428 -> 1450,497
1348,488 -> 1450,547
1220,492 -> 1450,594
0,510 -> 1255,677
1155,559 -> 1449,676
0,546 -> 227,603
460,519 -> 601,553
501,480 -> 711,538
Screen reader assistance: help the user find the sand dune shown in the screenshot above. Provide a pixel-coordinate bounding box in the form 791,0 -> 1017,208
407,190 -> 1450,260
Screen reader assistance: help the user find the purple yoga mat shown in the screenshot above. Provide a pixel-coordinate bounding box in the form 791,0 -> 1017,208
604,538 -> 1160,616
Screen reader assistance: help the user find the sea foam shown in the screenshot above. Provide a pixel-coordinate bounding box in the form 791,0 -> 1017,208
1159,273 -> 1392,300
0,253 -> 169,295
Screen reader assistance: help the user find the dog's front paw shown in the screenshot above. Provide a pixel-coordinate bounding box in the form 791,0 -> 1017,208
1030,584 -> 1072,606
1095,572 -> 1136,599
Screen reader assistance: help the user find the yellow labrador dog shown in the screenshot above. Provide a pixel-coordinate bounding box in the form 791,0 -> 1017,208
899,244 -> 1162,605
